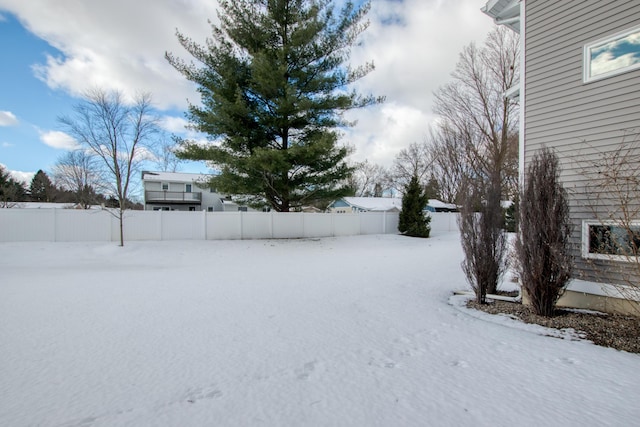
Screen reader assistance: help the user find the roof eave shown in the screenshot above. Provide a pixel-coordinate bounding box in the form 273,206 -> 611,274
481,0 -> 521,33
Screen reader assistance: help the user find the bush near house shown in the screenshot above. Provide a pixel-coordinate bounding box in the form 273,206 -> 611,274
516,148 -> 572,317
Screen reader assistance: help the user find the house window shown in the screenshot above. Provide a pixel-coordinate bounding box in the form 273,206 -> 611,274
584,25 -> 640,83
189,206 -> 196,211
582,220 -> 640,260
207,207 -> 214,212
161,182 -> 169,191
186,184 -> 192,193
238,206 -> 248,212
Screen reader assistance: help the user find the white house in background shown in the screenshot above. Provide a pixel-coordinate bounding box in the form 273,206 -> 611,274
327,197 -> 457,213
142,171 -> 240,212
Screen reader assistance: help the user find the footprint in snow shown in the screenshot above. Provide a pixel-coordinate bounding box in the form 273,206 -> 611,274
296,360 -> 318,380
184,385 -> 223,403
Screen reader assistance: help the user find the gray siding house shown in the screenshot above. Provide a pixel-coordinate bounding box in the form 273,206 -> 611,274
483,0 -> 640,314
142,171 -> 240,212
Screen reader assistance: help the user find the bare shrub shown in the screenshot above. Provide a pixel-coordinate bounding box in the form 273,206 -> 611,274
516,148 -> 572,317
459,177 -> 507,303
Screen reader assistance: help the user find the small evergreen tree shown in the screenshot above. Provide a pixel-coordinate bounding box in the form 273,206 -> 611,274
423,173 -> 441,200
399,174 -> 431,238
29,170 -> 56,202
502,194 -> 518,232
516,148 -> 572,317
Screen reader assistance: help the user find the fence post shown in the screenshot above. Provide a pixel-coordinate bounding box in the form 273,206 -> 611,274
331,212 -> 335,237
53,208 -> 57,242
202,209 -> 207,240
383,211 -> 387,234
270,211 -> 274,239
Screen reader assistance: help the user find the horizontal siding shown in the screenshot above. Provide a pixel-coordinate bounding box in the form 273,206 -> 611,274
527,2 -> 638,53
524,0 -> 640,286
527,78 -> 640,115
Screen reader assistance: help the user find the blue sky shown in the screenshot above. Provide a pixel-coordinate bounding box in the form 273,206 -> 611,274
0,14 -> 75,180
0,0 -> 494,186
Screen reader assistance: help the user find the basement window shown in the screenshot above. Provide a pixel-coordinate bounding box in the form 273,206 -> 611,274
582,220 -> 640,261
584,25 -> 640,83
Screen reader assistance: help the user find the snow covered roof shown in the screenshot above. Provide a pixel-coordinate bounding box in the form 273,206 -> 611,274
342,197 -> 403,212
427,199 -> 458,210
141,171 -> 211,183
15,202 -> 102,210
338,197 -> 457,212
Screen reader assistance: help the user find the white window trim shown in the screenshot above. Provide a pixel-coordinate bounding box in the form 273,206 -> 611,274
581,219 -> 640,262
161,182 -> 169,191
583,24 -> 640,83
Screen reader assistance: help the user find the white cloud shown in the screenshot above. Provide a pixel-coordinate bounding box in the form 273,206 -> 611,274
0,110 -> 19,126
0,163 -> 34,184
2,0 -> 495,165
2,142 -> 15,148
11,170 -> 35,185
39,130 -> 80,150
133,146 -> 158,162
343,0 -> 495,166
344,103 -> 435,168
159,115 -> 190,134
3,0 -> 219,110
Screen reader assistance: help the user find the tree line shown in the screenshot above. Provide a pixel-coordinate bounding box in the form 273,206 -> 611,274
0,165 -> 142,210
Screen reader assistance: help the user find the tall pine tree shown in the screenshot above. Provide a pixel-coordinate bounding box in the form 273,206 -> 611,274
399,175 -> 431,238
166,0 -> 382,211
29,170 -> 55,202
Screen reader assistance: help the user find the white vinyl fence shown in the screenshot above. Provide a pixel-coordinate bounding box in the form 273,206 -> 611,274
0,209 -> 459,243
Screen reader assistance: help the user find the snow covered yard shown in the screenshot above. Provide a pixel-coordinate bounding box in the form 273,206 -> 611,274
1,232 -> 639,427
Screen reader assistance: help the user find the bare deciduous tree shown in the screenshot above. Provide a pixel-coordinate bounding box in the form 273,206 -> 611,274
349,160 -> 389,197
436,26 -> 519,299
432,26 -> 519,202
53,150 -> 106,209
390,141 -> 433,196
427,125 -> 473,204
155,135 -> 183,173
59,88 -> 158,246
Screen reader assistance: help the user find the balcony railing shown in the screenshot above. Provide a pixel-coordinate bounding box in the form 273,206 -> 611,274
145,191 -> 202,203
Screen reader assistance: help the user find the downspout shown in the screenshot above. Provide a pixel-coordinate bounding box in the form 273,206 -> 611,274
519,1 -> 526,189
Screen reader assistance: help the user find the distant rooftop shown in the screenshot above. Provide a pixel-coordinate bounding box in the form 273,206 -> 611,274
141,171 -> 211,183
342,197 -> 403,212
340,197 -> 458,212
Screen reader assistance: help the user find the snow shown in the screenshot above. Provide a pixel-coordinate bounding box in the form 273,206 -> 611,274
1,232 -> 639,426
141,171 -> 211,183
